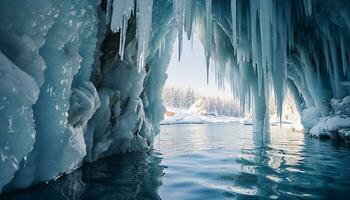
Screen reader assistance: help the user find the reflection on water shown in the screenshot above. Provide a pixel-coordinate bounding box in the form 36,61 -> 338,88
157,123 -> 350,199
2,152 -> 164,200
3,122 -> 350,199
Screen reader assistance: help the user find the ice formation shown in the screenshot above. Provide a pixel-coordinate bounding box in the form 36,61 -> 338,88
0,0 -> 350,193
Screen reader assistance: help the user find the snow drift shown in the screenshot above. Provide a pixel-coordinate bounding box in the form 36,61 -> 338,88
0,0 -> 350,192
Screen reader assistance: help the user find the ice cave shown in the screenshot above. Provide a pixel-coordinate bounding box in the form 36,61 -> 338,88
1,0 -> 350,198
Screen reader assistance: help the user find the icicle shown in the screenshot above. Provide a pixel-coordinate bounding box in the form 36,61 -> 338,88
136,0 -> 153,72
206,56 -> 210,84
110,0 -> 134,32
158,36 -> 162,58
184,0 -> 194,40
119,15 -> 128,60
258,0 -> 273,74
231,0 -> 237,47
312,51 -> 321,87
329,32 -> 346,98
285,4 -> 294,49
110,0 -> 135,59
106,0 -> 112,25
205,0 -> 212,84
250,0 -> 260,69
174,0 -> 184,61
303,0 -> 312,16
322,37 -> 332,75
191,31 -> 194,51
339,33 -> 348,76
273,3 -> 288,122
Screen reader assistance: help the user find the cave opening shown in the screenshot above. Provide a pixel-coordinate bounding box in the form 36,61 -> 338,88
162,32 -> 239,121
160,28 -> 302,132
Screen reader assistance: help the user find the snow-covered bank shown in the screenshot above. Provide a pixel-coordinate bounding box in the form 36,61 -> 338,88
310,96 -> 350,141
161,98 -> 242,125
161,105 -> 303,132
161,107 -> 242,125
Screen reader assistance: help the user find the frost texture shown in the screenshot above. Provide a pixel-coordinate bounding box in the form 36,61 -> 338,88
0,51 -> 39,191
0,0 -> 350,193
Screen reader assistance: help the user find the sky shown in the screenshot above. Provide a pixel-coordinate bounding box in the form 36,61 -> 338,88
165,35 -> 233,98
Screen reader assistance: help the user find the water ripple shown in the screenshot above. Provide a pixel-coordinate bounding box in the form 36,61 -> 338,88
157,123 -> 350,199
3,123 -> 350,199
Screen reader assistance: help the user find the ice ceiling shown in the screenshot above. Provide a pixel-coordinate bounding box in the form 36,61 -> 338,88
0,0 -> 350,193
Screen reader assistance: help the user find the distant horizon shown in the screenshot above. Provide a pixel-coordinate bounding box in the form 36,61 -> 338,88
162,85 -> 234,100
165,34 -> 233,99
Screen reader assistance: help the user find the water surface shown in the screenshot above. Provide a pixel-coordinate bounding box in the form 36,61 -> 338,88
3,122 -> 350,199
156,123 -> 350,199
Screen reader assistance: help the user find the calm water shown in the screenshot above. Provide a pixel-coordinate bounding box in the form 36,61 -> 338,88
3,122 -> 350,199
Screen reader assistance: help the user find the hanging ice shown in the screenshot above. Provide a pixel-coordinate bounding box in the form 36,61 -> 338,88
205,0 -> 212,84
174,0 -> 184,60
136,0 -> 153,72
110,0 -> 135,60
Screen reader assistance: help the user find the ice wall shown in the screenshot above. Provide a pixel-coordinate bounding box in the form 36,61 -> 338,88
0,0 -> 176,193
84,0 -> 175,163
0,51 -> 39,192
0,0 -> 350,193
0,0 -> 102,192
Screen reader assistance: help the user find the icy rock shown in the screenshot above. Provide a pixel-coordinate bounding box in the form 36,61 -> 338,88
84,88 -> 120,163
310,118 -> 332,139
310,107 -> 350,140
325,116 -> 350,132
338,129 -> 350,142
0,51 -> 39,192
0,0 -> 57,87
69,82 -> 101,128
331,96 -> 350,116
309,96 -> 350,140
110,97 -> 147,153
300,107 -> 322,132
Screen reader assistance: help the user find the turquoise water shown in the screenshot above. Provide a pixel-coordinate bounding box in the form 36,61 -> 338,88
156,123 -> 350,199
2,122 -> 350,199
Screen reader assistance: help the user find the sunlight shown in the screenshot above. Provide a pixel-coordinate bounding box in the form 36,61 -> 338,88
165,34 -> 233,99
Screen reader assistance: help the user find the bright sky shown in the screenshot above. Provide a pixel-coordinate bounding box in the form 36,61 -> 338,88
165,35 -> 233,98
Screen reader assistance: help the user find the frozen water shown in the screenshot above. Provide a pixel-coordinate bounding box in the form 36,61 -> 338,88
0,51 -> 39,192
0,0 -> 350,193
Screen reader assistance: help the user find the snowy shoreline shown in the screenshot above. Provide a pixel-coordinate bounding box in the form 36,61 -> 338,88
161,106 -> 300,129
160,120 -> 241,126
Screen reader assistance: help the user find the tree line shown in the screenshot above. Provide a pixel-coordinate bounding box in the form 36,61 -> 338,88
162,87 -> 240,116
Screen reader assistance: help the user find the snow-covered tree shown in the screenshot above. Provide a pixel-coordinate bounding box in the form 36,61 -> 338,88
162,87 -> 240,116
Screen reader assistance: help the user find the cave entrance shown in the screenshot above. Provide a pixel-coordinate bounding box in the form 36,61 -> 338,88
161,33 -> 241,125
159,31 -> 302,129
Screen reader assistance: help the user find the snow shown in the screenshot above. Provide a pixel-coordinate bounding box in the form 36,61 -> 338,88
161,98 -> 302,131
161,106 -> 242,125
310,96 -> 350,140
161,106 -> 302,131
